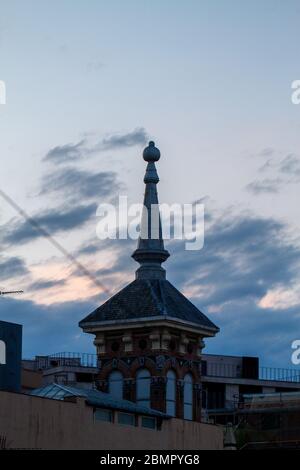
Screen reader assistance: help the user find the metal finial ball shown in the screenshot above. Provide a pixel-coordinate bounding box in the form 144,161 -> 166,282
143,141 -> 160,162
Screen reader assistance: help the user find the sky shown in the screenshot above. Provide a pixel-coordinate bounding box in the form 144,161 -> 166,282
0,0 -> 300,368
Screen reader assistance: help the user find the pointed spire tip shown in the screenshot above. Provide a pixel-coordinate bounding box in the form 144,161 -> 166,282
132,140 -> 169,280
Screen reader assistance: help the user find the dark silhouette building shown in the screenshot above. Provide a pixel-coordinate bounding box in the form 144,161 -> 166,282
0,320 -> 22,393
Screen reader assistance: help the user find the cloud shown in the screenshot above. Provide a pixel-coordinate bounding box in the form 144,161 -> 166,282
258,285 -> 300,310
169,211 -> 300,301
41,167 -> 122,201
258,148 -> 275,158
0,296 -> 96,357
43,128 -> 149,164
0,256 -> 29,281
44,140 -> 86,164
258,159 -> 274,173
246,178 -> 282,195
2,203 -> 300,367
3,203 -> 97,245
165,208 -> 300,366
204,299 -> 300,367
28,279 -> 66,292
180,215 -> 294,293
247,151 -> 300,195
98,127 -> 148,151
279,154 -> 300,176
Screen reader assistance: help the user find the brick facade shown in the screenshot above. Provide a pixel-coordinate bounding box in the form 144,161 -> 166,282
94,326 -> 204,421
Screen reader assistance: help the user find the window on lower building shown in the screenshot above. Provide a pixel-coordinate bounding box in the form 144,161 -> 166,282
136,368 -> 151,407
118,412 -> 135,426
183,373 -> 193,420
166,370 -> 176,417
94,409 -> 113,423
108,370 -> 124,400
141,416 -> 156,429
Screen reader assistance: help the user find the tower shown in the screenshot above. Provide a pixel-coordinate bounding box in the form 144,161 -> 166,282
79,141 -> 219,421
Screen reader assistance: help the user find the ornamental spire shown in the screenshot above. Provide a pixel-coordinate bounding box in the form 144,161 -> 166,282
132,141 -> 170,280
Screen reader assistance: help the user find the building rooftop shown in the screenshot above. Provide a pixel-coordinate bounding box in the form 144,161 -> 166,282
80,278 -> 218,331
30,383 -> 168,418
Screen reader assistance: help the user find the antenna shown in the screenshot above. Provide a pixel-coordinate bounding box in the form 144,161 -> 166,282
0,290 -> 23,296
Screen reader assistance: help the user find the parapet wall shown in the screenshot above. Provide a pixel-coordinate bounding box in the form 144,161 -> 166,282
0,390 -> 223,450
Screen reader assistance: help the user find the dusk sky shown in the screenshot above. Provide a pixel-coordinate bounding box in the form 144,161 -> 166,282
1,0 -> 300,368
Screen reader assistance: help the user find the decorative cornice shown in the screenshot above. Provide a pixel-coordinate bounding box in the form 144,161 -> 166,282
81,317 -> 219,336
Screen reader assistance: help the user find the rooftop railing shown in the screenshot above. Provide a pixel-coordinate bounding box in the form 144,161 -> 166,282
260,367 -> 300,383
32,352 -> 98,369
25,353 -> 300,384
203,362 -> 300,383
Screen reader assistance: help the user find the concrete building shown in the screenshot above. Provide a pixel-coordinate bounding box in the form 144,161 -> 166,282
235,391 -> 300,449
21,351 -> 300,421
0,386 -> 223,450
21,353 -> 97,392
201,353 -> 300,424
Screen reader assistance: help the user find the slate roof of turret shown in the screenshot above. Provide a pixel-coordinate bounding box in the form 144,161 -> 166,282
79,279 -> 218,332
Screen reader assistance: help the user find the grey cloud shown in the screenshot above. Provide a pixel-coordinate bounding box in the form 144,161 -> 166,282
248,151 -> 300,195
0,256 -> 29,281
78,207 -> 300,316
2,208 -> 300,368
28,279 -> 66,292
41,167 -> 122,201
76,236 -> 116,257
167,211 -> 300,310
44,140 -> 86,164
75,237 -> 136,278
258,159 -> 274,173
94,239 -> 136,277
3,203 -> 97,245
76,240 -> 101,256
246,178 -> 282,195
279,154 -> 300,176
206,299 -> 300,368
44,128 -> 148,164
0,296 -> 98,358
98,127 -> 148,151
258,148 -> 275,158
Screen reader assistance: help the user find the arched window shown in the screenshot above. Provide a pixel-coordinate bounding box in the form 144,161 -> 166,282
183,373 -> 193,420
136,369 -> 151,407
166,370 -> 176,416
108,370 -> 123,399
0,340 -> 6,365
